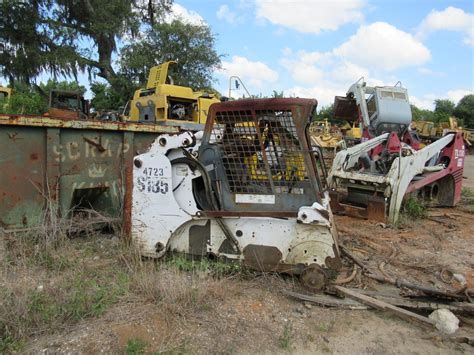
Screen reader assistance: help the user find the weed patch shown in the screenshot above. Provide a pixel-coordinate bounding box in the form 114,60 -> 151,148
461,187 -> 474,205
166,254 -> 241,277
0,231 -> 128,353
125,338 -> 148,355
278,322 -> 293,350
402,196 -> 427,219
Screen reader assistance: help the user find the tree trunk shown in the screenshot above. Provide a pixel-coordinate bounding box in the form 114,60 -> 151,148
96,33 -> 116,82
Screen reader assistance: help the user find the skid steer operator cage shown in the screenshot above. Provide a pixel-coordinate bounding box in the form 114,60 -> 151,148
199,98 -> 325,214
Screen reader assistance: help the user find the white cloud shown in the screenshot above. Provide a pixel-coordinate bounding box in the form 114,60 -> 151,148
333,22 -> 431,70
255,0 -> 366,34
410,95 -> 436,110
281,48 -> 385,108
286,76 -> 388,109
219,55 -> 279,89
216,5 -> 237,24
279,22 -> 428,107
410,89 -> 472,110
286,85 -> 346,108
447,89 -> 472,103
165,3 -> 205,25
281,55 -> 324,84
330,61 -> 369,82
417,7 -> 474,45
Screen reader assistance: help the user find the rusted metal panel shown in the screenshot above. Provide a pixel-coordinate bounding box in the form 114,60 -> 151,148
329,190 -> 386,221
333,96 -> 359,121
0,114 -> 179,133
0,115 -> 178,230
200,211 -> 297,218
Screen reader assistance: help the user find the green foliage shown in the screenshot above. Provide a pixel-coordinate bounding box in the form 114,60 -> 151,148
278,323 -> 293,350
64,271 -> 129,320
32,250 -> 71,271
434,99 -> 455,123
410,104 -> 435,121
119,20 -> 222,90
0,85 -> 47,115
0,268 -> 129,352
1,2 -> 223,107
272,90 -> 285,98
0,80 -> 86,115
90,81 -> 133,111
454,94 -> 474,128
434,99 -> 455,115
0,334 -> 22,353
40,79 -> 86,96
0,0 -> 172,86
125,338 -> 148,355
402,196 -> 427,219
313,104 -> 334,122
240,91 -> 285,99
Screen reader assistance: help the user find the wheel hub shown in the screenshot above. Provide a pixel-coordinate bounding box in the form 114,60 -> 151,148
300,264 -> 328,292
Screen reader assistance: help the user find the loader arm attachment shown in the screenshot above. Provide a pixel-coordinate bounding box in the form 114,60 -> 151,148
329,132 -> 465,224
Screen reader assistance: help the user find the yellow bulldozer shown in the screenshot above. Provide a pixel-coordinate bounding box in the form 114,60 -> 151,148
309,119 -> 346,167
126,61 -> 220,128
0,86 -> 12,111
0,86 -> 12,101
414,117 -> 472,147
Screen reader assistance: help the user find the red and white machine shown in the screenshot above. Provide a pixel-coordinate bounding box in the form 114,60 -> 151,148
328,79 -> 465,223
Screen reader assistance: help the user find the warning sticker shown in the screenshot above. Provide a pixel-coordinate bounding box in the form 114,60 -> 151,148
235,194 -> 276,204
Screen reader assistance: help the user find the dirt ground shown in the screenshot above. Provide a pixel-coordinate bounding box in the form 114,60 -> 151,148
19,207 -> 474,355
462,154 -> 474,190
1,156 -> 473,354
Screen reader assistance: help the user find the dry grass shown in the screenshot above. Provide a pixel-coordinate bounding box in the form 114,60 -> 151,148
0,209 -> 240,352
0,230 -> 128,352
0,201 -> 126,352
130,264 -> 230,316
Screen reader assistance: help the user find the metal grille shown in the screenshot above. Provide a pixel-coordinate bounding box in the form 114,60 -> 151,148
212,109 -> 310,195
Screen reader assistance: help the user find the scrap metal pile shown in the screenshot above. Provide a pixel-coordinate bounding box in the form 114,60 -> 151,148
0,63 -> 469,308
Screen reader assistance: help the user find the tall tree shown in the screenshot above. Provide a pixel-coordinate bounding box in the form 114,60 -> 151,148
90,81 -> 133,111
410,104 -> 435,121
0,0 -> 172,86
453,94 -> 474,128
314,104 -> 334,122
433,99 -> 455,123
434,99 -> 455,115
119,20 -> 222,90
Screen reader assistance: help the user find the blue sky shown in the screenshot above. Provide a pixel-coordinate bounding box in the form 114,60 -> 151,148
25,0 -> 474,111
174,0 -> 473,110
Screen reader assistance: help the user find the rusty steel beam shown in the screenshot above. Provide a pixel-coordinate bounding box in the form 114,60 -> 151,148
0,114 -> 179,133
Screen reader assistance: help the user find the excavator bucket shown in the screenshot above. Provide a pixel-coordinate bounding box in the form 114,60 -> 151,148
131,98 -> 341,291
334,96 -> 358,121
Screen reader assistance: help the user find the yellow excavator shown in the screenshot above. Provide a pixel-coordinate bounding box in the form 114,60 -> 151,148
126,61 -> 220,128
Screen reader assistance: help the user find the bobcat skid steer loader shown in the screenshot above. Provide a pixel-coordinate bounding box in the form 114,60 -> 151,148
131,98 -> 341,291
